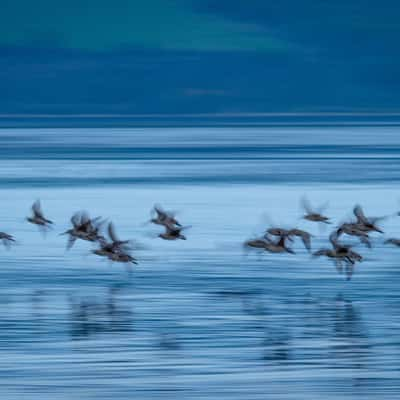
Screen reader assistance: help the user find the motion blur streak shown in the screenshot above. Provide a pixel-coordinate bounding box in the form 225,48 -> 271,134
0,126 -> 400,399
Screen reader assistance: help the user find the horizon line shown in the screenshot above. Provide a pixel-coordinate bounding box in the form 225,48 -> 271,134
2,112 -> 400,119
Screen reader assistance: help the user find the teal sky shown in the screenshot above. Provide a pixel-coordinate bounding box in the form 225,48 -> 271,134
0,0 -> 288,51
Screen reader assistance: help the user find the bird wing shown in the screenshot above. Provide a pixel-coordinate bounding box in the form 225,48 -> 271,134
165,223 -> 190,235
98,236 -> 110,250
370,214 -> 387,223
277,236 -> 287,247
0,232 -> 13,241
91,216 -> 103,225
165,224 -> 180,235
312,249 -> 324,257
80,211 -> 90,226
66,235 -> 77,250
359,235 -> 372,248
329,231 -> 340,247
262,233 -> 274,243
32,200 -> 44,218
300,196 -> 313,214
118,241 -> 134,252
316,201 -> 329,214
108,222 -> 119,243
353,205 -> 368,224
154,204 -> 166,218
92,218 -> 106,233
70,212 -> 81,228
299,232 -> 311,251
289,229 -> 311,250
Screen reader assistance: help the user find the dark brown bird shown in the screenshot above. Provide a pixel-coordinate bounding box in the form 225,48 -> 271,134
301,196 -> 331,224
353,204 -> 384,234
27,200 -> 53,228
107,252 -> 137,264
0,232 -> 15,248
314,231 -> 362,280
159,224 -> 189,240
313,248 -> 354,280
287,228 -> 313,251
92,222 -> 138,264
245,238 -> 271,250
93,222 -> 132,256
330,231 -> 363,262
336,222 -> 371,248
62,211 -> 105,249
263,234 -> 295,254
266,227 -> 312,251
244,235 -> 294,254
151,205 -> 181,227
265,227 -> 292,238
93,240 -> 137,264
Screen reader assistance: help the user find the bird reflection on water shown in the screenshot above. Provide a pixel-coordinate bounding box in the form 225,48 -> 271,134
330,296 -> 370,371
262,327 -> 292,364
211,287 -> 370,372
68,286 -> 133,340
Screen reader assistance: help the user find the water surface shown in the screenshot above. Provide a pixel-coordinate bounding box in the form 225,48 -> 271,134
0,127 -> 400,399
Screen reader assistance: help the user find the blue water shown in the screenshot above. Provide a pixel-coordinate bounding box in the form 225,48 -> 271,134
0,126 -> 400,399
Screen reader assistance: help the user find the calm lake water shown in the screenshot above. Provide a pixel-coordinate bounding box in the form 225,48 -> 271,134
0,126 -> 400,399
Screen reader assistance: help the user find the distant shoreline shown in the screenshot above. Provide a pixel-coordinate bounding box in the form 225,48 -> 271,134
1,113 -> 400,128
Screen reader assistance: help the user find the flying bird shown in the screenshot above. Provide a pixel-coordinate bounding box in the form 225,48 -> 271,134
27,200 -> 53,229
61,211 -> 105,249
0,232 -> 15,248
353,204 -> 384,234
159,224 -> 190,240
313,231 -> 362,280
301,196 -> 331,224
150,204 -> 181,227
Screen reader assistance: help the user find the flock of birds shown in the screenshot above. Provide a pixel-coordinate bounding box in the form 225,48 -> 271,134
0,201 -> 190,265
0,198 -> 399,280
244,198 -> 400,280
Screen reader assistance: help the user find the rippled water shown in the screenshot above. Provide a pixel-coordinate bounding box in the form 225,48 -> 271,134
1,126 -> 400,399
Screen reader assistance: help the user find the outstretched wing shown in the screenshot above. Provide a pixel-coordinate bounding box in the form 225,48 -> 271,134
178,225 -> 192,232
91,216 -> 103,225
70,212 -> 81,228
316,201 -> 329,214
79,211 -> 91,230
165,224 -> 191,235
66,235 -> 77,250
108,222 -> 119,243
369,215 -> 387,225
299,231 -> 311,251
359,235 -> 372,248
32,200 -> 44,218
97,236 -> 109,249
300,196 -> 313,214
0,232 -> 15,248
312,249 -> 326,257
92,218 -> 106,233
353,204 -> 367,224
329,231 -> 339,246
154,204 -> 166,218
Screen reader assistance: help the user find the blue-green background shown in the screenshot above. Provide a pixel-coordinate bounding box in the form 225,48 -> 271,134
1,1 -> 399,114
